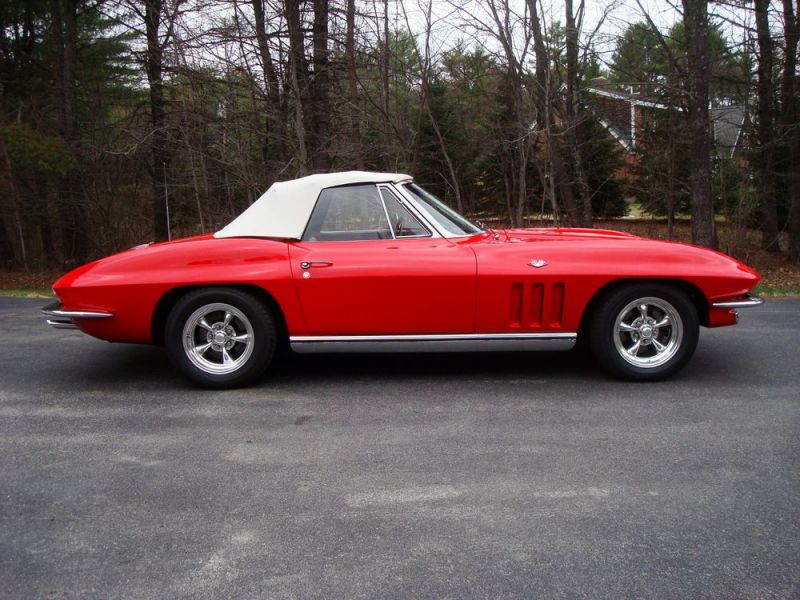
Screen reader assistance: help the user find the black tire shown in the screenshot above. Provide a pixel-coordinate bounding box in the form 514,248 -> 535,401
589,283 -> 699,381
165,287 -> 276,389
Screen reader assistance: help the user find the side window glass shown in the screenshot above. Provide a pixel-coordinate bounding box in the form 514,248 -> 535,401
302,184 -> 392,241
379,188 -> 430,238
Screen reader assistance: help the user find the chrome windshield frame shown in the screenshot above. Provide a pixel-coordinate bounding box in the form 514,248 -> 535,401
391,181 -> 483,239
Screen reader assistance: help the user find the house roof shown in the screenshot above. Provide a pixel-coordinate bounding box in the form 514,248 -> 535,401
583,85 -> 746,157
582,86 -> 659,151
214,171 -> 412,240
584,84 -> 669,110
711,105 -> 746,158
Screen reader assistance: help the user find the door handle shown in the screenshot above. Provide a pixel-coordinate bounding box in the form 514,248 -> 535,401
300,260 -> 333,269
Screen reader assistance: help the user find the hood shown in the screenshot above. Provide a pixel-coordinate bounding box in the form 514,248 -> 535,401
470,226 -> 760,287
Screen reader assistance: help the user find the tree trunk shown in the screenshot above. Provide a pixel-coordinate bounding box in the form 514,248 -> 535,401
681,0 -> 717,249
345,0 -> 364,168
528,0 -> 553,225
183,129 -> 205,232
667,128 -> 676,240
549,137 -> 579,225
565,0 -> 593,227
407,0 -> 463,212
484,1 -> 529,225
517,143 -> 529,226
755,0 -> 780,251
251,0 -> 280,102
285,0 -> 310,172
528,0 -> 578,225
503,171 -> 515,226
0,133 -> 28,270
251,0 -> 284,174
311,0 -> 330,170
527,0 -> 547,134
52,0 -> 88,263
782,0 -> 800,261
382,0 -> 391,162
36,178 -> 57,263
145,0 -> 169,241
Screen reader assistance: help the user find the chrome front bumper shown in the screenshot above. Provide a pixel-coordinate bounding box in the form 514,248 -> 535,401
42,301 -> 113,329
711,293 -> 764,309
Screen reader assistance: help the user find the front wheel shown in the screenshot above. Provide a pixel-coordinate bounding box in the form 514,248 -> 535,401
589,284 -> 699,381
165,288 -> 276,388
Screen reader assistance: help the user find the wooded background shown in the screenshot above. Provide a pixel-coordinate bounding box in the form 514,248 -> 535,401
1,0 -> 798,271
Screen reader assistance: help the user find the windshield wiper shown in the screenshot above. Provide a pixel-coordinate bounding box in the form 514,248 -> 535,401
477,220 -> 499,240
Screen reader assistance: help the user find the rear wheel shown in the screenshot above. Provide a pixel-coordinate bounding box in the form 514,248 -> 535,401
165,288 -> 276,388
589,284 -> 699,381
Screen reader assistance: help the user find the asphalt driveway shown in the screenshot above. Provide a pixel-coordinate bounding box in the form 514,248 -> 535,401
1,297 -> 798,599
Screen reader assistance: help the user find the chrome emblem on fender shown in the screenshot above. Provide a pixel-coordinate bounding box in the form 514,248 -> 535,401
528,259 -> 548,268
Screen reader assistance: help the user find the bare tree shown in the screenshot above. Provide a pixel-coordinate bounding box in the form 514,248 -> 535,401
564,0 -> 593,227
311,0 -> 331,170
136,0 -> 185,241
782,0 -> 800,261
755,0 -> 779,251
400,0 -> 463,211
251,0 -> 285,172
6,0 -> 794,271
285,0 -> 310,172
464,0 -> 535,225
682,0 -> 717,249
345,0 -> 365,168
533,0 -> 587,226
52,0 -> 88,261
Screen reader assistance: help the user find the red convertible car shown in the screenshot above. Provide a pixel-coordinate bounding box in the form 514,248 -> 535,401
43,171 -> 762,388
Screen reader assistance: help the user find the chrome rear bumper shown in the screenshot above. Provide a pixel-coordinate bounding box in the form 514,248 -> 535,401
711,294 -> 764,309
42,301 -> 113,329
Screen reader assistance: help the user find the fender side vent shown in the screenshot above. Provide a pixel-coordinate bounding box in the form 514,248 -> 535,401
509,283 -> 523,326
529,283 -> 544,326
550,283 -> 565,326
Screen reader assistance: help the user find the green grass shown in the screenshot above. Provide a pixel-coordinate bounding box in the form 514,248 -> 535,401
0,288 -> 55,298
753,284 -> 800,298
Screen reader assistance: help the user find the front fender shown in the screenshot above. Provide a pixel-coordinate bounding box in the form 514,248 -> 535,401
471,236 -> 760,332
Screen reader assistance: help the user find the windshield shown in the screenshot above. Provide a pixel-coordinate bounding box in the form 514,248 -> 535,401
403,183 -> 482,236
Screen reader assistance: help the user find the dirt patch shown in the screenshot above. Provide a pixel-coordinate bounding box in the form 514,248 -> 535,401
0,269 -> 62,291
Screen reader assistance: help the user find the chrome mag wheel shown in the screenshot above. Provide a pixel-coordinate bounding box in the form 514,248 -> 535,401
182,302 -> 255,375
612,296 -> 683,368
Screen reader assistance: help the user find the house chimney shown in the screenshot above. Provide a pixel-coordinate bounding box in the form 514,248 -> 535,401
590,76 -> 609,89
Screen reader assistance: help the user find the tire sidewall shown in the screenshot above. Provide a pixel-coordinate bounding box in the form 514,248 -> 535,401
165,288 -> 275,388
590,284 -> 699,381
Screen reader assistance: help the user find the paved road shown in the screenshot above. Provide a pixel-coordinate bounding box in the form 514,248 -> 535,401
1,297 -> 798,599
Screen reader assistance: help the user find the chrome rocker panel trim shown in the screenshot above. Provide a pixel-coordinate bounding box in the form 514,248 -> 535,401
290,332 -> 577,354
42,301 -> 113,330
711,294 -> 764,309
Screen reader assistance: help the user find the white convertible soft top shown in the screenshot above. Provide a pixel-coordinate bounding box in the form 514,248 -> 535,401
214,171 -> 412,239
